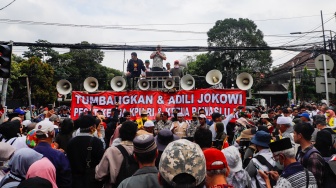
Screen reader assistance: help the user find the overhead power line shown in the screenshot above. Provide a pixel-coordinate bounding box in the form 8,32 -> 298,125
0,0 -> 16,11
0,41 -> 324,53
0,19 -> 206,34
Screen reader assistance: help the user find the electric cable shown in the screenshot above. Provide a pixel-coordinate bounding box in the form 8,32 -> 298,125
0,0 -> 16,11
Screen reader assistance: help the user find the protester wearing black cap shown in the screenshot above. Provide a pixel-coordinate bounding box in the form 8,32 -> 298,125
118,134 -> 160,188
259,138 -> 317,188
126,52 -> 146,90
66,115 -> 105,188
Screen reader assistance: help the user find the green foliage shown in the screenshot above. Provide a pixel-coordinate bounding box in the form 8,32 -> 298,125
207,18 -> 272,72
22,39 -> 59,63
296,67 -> 317,101
9,57 -> 56,105
188,18 -> 272,89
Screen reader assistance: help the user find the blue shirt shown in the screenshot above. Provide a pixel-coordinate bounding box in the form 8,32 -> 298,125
34,142 -> 72,188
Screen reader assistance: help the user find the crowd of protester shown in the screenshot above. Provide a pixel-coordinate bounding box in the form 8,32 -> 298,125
0,101 -> 336,188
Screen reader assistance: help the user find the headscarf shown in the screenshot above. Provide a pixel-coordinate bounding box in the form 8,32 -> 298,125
26,158 -> 57,188
326,109 -> 335,125
8,148 -> 43,178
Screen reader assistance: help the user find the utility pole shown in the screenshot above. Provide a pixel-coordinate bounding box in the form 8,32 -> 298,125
292,61 -> 296,106
321,10 -> 329,106
123,43 -> 126,76
26,77 -> 32,119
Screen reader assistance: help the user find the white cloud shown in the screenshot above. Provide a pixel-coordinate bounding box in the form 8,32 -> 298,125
0,0 -> 335,73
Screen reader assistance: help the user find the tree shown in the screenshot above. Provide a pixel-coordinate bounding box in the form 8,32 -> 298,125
51,41 -> 122,91
207,18 -> 272,73
18,57 -> 56,106
296,67 -> 317,102
23,39 -> 59,63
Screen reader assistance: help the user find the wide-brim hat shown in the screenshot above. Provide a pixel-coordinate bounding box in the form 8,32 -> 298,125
222,146 -> 242,173
250,131 -> 271,148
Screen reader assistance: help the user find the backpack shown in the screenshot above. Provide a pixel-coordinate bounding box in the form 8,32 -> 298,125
331,132 -> 336,154
253,155 -> 281,188
301,147 -> 336,188
321,128 -> 336,153
113,145 -> 139,188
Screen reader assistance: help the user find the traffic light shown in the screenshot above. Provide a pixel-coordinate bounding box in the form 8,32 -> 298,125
0,45 -> 12,78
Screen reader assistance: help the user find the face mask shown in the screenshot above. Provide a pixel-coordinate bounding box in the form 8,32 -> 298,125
275,160 -> 284,170
174,65 -> 179,68
326,113 -> 330,117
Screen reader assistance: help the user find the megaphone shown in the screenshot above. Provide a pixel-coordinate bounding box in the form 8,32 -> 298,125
138,79 -> 150,90
180,74 -> 195,90
236,72 -> 253,90
111,76 -> 126,91
164,78 -> 175,89
179,58 -> 188,68
206,70 -> 222,85
84,77 -> 99,92
56,79 -> 72,95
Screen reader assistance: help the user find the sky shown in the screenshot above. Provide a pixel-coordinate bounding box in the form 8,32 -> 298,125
1,0 -> 336,74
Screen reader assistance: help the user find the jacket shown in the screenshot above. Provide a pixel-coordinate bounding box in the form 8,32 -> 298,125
95,141 -> 134,188
117,166 -> 161,188
127,59 -> 146,76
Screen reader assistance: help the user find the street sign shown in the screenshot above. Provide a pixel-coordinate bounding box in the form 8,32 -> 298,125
288,91 -> 292,100
315,77 -> 336,94
314,54 -> 334,73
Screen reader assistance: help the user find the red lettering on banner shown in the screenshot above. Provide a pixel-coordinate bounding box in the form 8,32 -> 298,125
71,89 -> 246,120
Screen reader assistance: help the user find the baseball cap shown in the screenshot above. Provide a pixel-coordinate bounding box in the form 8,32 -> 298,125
35,120 -> 55,137
14,108 -> 25,115
299,113 -> 311,121
161,112 -> 169,117
22,120 -> 32,127
159,139 -> 206,186
203,148 -> 228,171
222,146 -> 242,173
145,60 -> 150,63
177,113 -> 184,117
